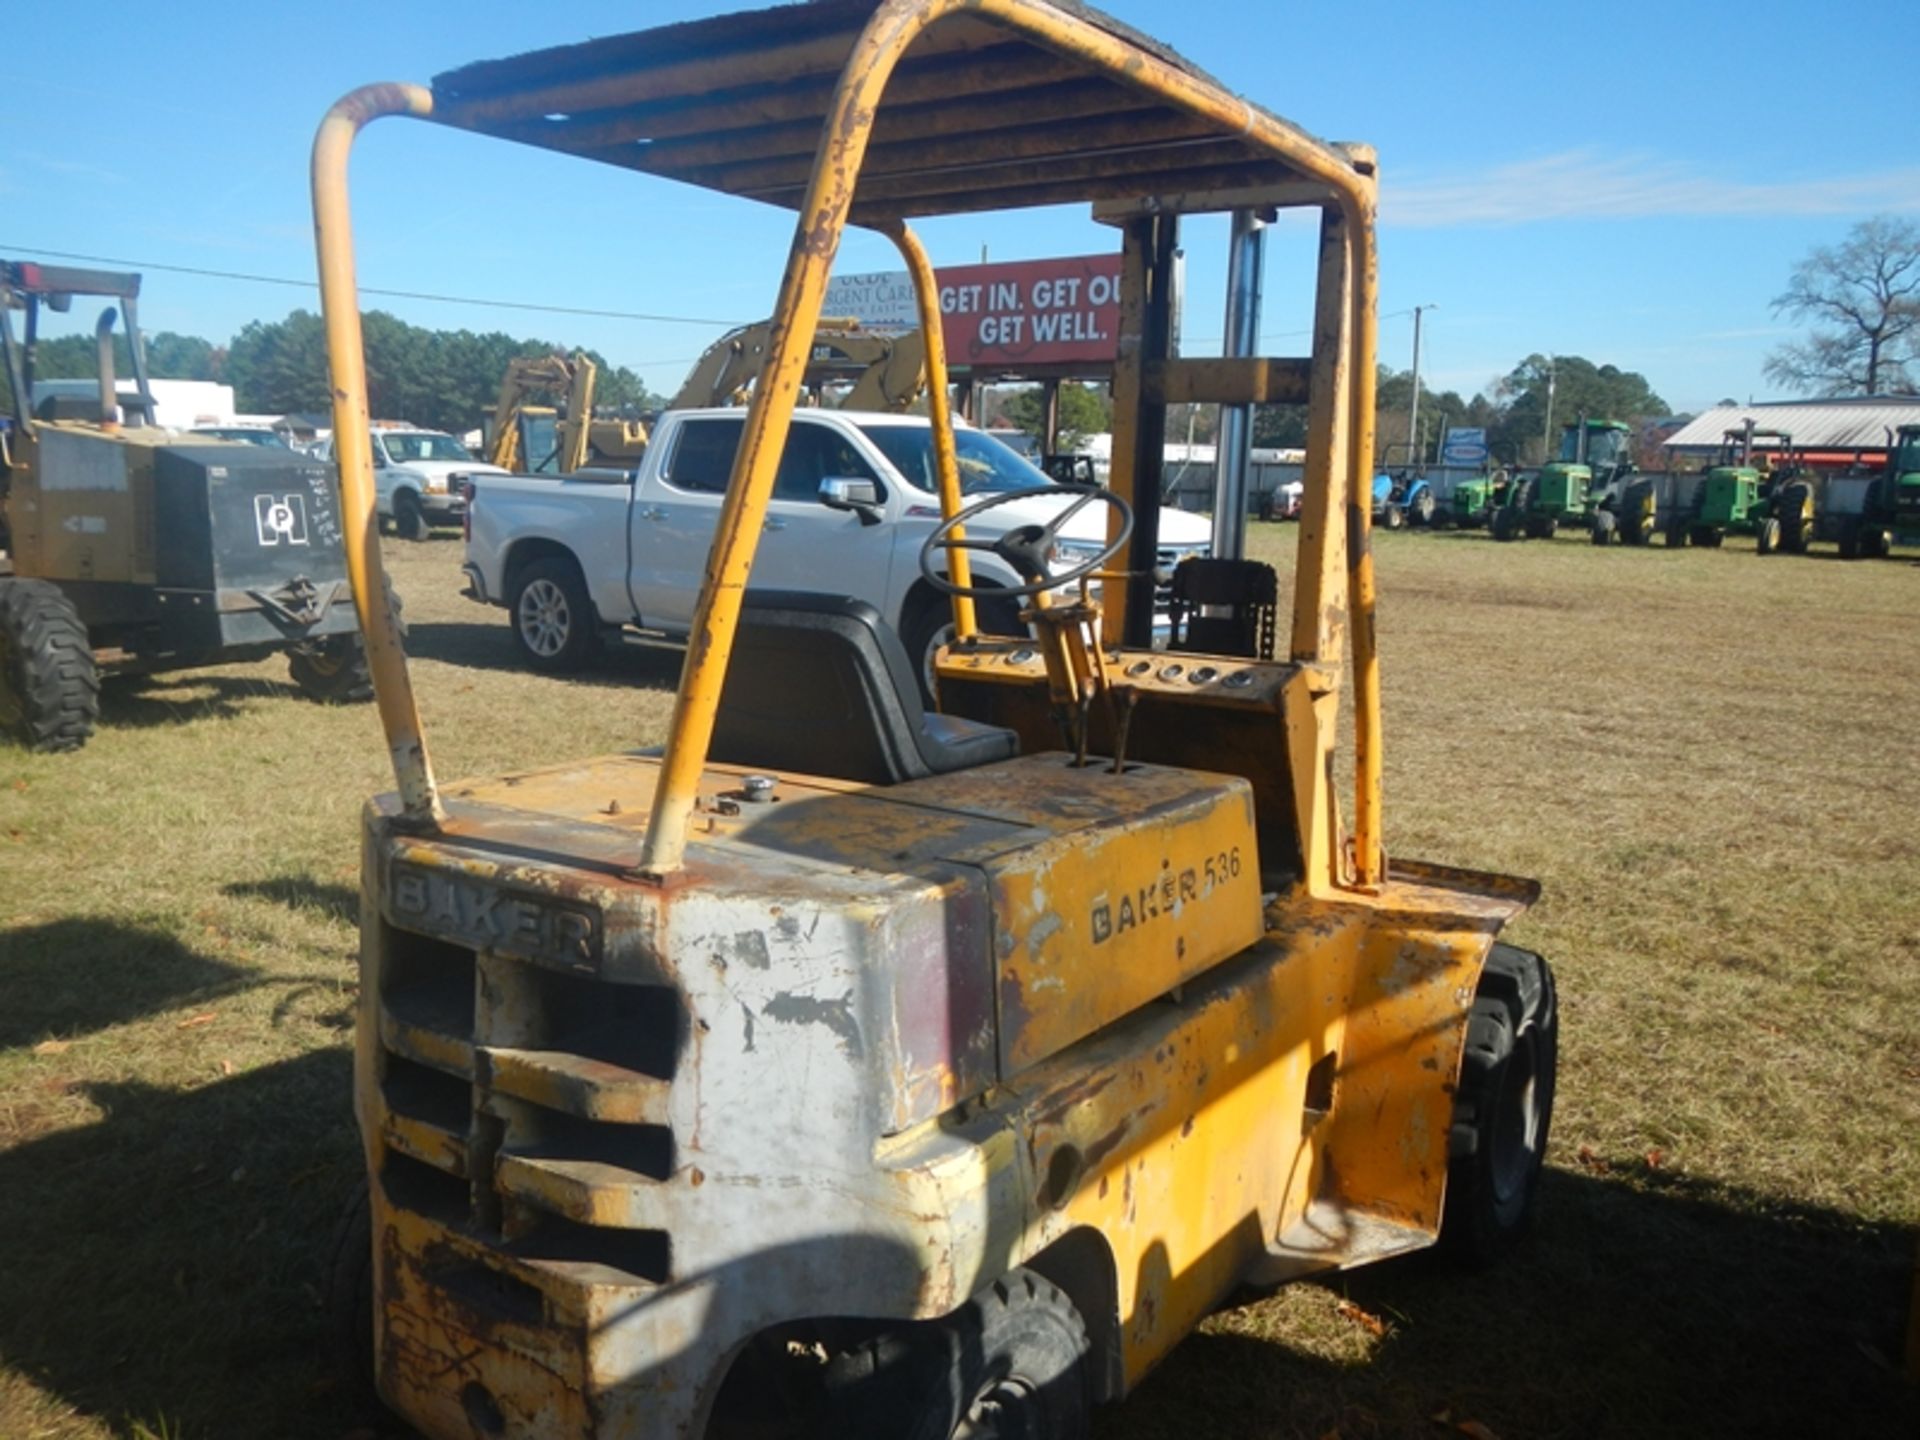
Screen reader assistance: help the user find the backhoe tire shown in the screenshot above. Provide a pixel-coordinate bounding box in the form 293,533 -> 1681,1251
1757,517 -> 1779,555
827,1268 -> 1091,1440
510,556 -> 601,673
1441,943 -> 1558,1267
0,578 -> 100,753
393,490 -> 429,542
288,635 -> 374,703
325,1179 -> 380,1418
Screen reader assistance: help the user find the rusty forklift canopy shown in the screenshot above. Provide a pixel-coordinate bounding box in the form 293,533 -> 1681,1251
426,0 -> 1364,224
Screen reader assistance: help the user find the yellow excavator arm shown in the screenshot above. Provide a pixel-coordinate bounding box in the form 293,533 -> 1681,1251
670,317 -> 927,413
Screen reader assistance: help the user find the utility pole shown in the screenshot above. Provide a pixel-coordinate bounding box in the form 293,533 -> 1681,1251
1541,356 -> 1557,463
1407,303 -> 1436,463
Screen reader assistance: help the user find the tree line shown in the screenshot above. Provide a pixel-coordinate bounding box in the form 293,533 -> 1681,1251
0,309 -> 662,434
990,350 -> 1670,468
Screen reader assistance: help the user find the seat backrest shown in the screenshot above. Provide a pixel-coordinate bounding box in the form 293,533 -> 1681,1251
710,591 -> 1016,785
1166,557 -> 1278,659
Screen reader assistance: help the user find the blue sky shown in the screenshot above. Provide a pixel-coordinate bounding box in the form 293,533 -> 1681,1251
5,0 -> 1916,414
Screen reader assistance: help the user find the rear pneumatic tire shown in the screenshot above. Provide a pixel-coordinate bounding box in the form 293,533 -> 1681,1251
828,1268 -> 1092,1440
288,635 -> 374,703
0,578 -> 100,753
325,1180 -> 380,1418
393,490 -> 429,542
1442,943 -> 1558,1266
509,557 -> 601,673
1756,518 -> 1780,555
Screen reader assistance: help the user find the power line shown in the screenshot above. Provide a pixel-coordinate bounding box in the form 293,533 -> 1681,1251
0,244 -> 745,328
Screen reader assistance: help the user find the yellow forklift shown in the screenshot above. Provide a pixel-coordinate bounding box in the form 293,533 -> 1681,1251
315,4 -> 1558,1436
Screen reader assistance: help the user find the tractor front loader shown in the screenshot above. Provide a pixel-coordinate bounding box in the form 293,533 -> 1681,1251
314,5 -> 1560,1437
0,260 -> 373,752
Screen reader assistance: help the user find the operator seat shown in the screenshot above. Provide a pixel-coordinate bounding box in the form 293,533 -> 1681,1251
1167,557 -> 1278,659
710,590 -> 1018,785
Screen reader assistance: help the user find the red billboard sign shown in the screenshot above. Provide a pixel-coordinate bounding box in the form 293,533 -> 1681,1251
935,253 -> 1122,369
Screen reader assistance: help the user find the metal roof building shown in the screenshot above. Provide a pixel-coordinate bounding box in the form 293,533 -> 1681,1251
1664,397 -> 1920,465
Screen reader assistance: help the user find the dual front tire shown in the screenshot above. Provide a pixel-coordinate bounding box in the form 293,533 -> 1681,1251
1443,943 -> 1559,1264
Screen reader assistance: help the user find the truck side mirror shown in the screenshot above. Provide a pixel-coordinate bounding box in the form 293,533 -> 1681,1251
819,476 -> 883,526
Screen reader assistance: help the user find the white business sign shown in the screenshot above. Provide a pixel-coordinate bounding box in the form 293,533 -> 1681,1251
1442,427 -> 1489,466
822,270 -> 918,332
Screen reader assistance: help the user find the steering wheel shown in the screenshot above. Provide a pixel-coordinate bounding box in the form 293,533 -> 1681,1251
918,483 -> 1134,600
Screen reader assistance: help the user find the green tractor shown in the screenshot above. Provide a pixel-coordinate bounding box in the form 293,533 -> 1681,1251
1670,424 -> 1796,550
1494,418 -> 1635,542
1837,423 -> 1920,559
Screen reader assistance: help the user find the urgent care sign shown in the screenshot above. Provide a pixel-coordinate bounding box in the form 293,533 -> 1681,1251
824,253 -> 1122,368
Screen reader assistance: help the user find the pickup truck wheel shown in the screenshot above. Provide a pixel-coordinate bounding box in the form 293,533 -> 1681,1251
393,491 -> 428,542
511,558 -> 600,672
904,593 -> 1021,708
1442,944 -> 1557,1266
0,578 -> 100,753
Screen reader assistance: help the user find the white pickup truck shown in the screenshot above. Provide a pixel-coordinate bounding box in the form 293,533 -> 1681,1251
461,408 -> 1212,686
322,428 -> 506,540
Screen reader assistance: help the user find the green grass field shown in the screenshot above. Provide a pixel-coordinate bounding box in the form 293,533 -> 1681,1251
0,525 -> 1914,1439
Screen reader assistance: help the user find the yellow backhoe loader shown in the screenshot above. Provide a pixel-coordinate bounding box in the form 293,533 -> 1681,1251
314,4 -> 1558,1437
487,323 -> 926,476
484,351 -> 650,475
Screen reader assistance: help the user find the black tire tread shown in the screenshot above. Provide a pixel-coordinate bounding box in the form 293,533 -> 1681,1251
1441,943 -> 1558,1267
828,1266 -> 1090,1440
288,639 -> 375,704
0,579 -> 100,752
324,1179 -> 381,1417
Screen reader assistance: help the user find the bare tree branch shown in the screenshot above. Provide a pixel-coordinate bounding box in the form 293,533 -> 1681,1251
1767,216 -> 1920,395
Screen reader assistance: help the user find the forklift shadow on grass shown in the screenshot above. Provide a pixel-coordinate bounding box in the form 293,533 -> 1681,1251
0,1051 -> 1910,1440
1109,1166 -> 1919,1440
0,915 -> 258,1049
